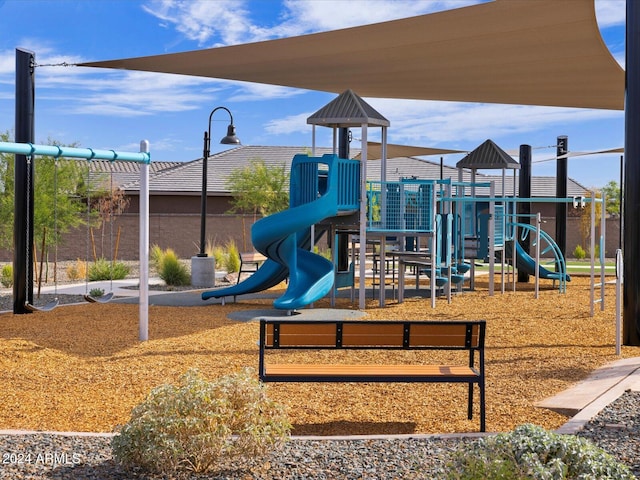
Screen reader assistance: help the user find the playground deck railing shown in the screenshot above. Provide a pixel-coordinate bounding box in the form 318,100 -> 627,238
289,154 -> 360,213
366,179 -> 436,233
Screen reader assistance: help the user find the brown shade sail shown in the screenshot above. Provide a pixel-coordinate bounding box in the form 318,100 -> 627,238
354,142 -> 466,160
80,0 -> 623,111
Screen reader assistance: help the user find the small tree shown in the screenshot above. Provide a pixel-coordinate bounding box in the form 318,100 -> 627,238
601,180 -> 620,216
90,181 -> 130,259
579,190 -> 602,253
226,158 -> 289,250
0,131 -> 87,254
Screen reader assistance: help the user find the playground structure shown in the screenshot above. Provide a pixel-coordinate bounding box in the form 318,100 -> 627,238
202,91 -> 606,312
201,151 -> 609,311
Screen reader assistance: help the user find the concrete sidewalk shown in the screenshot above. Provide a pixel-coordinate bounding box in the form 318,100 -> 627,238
536,357 -> 640,434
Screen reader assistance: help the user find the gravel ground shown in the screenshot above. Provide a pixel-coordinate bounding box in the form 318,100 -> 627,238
0,391 -> 638,479
0,293 -> 87,312
1,264 -> 638,478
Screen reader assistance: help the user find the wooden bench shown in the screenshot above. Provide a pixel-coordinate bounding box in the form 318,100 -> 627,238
258,319 -> 486,432
237,251 -> 267,284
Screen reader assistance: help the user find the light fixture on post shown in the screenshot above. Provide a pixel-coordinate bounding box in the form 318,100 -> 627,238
191,106 -> 240,287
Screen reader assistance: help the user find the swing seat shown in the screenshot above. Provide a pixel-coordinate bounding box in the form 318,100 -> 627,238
24,298 -> 59,312
84,292 -> 114,304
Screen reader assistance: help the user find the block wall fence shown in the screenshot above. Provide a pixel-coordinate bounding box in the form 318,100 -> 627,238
0,215 -> 621,264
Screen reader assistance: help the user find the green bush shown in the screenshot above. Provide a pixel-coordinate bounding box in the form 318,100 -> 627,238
444,424 -> 633,479
224,240 -> 241,273
88,258 -> 129,281
573,244 -> 586,260
212,245 -> 226,269
111,368 -> 290,475
1,264 -> 12,288
89,287 -> 104,298
157,248 -> 190,286
150,244 -> 163,271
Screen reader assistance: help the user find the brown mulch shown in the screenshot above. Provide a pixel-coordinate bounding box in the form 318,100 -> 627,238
0,275 -> 636,436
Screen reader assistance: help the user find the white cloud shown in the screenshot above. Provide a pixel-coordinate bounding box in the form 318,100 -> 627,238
0,37 -> 314,120
264,112 -> 312,135
142,0 -> 268,46
265,97 -> 622,151
279,0 -> 482,32
595,0 -> 625,28
141,0 -> 485,46
0,49 -> 14,75
35,68 -> 219,117
361,98 -> 622,146
224,81 -> 307,102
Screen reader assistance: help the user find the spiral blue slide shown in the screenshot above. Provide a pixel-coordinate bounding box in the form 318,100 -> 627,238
202,154 -> 341,310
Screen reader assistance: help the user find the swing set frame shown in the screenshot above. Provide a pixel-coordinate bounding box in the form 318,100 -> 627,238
5,140 -> 152,341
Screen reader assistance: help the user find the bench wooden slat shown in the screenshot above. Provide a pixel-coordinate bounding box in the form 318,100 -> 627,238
267,322 -> 338,347
265,363 -> 478,378
342,323 -> 404,347
409,323 -> 480,348
265,321 -> 482,349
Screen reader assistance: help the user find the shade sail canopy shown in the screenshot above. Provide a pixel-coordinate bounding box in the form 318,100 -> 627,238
355,142 -> 466,161
80,0 -> 623,111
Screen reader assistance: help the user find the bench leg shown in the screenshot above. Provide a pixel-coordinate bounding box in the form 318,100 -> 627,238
468,382 -> 486,432
480,381 -> 486,433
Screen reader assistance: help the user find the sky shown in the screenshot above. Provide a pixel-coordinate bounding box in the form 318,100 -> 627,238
0,0 -> 626,189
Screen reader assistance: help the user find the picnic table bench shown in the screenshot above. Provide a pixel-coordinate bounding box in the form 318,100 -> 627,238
258,318 -> 486,431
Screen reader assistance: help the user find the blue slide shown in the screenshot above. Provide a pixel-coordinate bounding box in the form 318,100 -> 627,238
202,154 -> 341,310
508,240 -> 571,282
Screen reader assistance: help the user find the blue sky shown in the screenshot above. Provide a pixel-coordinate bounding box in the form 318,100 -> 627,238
0,0 -> 625,188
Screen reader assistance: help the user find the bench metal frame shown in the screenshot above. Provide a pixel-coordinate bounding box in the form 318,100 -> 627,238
259,319 -> 486,431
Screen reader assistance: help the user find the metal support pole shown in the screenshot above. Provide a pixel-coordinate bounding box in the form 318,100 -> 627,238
555,136 -> 568,273
199,131 -> 209,257
13,48 -> 35,314
337,128 -> 350,273
358,125 -> 368,309
139,140 -> 150,341
624,0 -> 640,345
518,145 -> 532,282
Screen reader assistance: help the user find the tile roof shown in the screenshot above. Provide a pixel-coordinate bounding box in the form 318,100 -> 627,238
116,145 -> 587,198
87,159 -> 181,189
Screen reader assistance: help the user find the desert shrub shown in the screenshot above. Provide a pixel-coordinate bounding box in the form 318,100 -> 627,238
150,244 -> 163,271
1,264 -> 12,288
65,259 -> 87,281
88,258 -> 129,281
89,287 -> 104,298
204,237 -> 217,258
444,423 -> 633,479
225,240 -> 240,273
212,245 -> 227,269
573,244 -> 586,260
111,368 -> 290,475
156,248 -> 190,286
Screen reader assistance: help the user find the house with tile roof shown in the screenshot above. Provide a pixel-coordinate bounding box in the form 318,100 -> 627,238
3,145 -> 613,263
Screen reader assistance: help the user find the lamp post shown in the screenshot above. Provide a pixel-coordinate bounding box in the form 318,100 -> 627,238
191,106 -> 240,287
